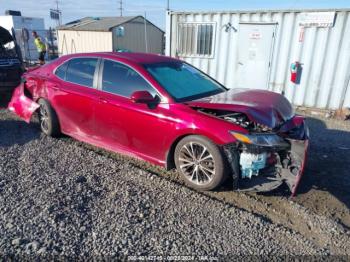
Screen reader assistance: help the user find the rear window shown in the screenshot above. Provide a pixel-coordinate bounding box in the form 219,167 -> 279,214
65,58 -> 98,87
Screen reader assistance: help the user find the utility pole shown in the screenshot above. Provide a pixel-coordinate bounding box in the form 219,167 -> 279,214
167,0 -> 170,11
50,0 -> 62,27
55,0 -> 62,26
118,0 -> 123,17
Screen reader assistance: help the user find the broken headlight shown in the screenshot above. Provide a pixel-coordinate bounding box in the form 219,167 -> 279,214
230,131 -> 289,148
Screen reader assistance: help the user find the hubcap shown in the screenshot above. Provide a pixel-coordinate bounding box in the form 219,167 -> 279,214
179,142 -> 215,185
40,105 -> 49,133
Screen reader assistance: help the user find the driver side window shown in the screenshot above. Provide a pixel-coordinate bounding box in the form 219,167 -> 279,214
101,59 -> 156,98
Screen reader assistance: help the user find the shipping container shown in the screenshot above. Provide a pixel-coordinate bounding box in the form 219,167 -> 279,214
166,9 -> 350,110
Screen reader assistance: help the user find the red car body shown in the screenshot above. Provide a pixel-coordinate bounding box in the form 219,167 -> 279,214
8,52 -> 309,196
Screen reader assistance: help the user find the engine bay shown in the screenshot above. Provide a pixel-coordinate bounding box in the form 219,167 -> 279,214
223,138 -> 308,196
195,108 -> 273,132
194,107 -> 308,196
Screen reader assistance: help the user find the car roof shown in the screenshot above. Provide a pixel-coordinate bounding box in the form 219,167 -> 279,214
61,52 -> 180,65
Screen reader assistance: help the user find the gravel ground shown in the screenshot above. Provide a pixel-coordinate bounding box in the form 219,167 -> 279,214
0,107 -> 349,259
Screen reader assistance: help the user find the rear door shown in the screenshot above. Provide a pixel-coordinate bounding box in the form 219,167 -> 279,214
49,57 -> 100,138
236,23 -> 276,90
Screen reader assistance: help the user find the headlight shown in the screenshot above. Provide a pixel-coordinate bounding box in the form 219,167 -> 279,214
230,131 -> 288,147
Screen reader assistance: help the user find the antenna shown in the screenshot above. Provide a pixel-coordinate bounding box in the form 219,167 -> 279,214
118,0 -> 123,17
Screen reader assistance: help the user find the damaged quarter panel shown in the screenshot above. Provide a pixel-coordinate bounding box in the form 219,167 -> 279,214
8,82 -> 39,123
8,65 -> 55,123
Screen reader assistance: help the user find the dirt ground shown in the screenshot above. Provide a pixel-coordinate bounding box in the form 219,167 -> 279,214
206,113 -> 350,250
69,106 -> 350,252
124,113 -> 350,251
1,93 -> 350,254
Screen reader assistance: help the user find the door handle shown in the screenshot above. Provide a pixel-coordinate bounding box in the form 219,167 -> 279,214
99,97 -> 109,104
52,85 -> 60,91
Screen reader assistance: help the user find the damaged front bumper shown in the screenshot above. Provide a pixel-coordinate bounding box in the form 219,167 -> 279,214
7,82 -> 39,123
223,119 -> 309,197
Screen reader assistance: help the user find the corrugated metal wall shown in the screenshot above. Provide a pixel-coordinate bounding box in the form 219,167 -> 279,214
57,30 -> 113,55
112,17 -> 164,54
166,9 -> 350,109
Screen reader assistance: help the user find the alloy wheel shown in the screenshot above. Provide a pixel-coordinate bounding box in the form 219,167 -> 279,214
39,105 -> 49,133
178,142 -> 215,185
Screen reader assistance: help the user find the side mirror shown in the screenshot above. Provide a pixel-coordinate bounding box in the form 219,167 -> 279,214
131,91 -> 156,104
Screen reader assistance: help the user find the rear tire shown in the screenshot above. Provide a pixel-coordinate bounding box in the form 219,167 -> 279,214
38,99 -> 60,137
174,135 -> 227,191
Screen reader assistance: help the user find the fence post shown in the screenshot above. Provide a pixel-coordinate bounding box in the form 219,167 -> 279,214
49,27 -> 54,59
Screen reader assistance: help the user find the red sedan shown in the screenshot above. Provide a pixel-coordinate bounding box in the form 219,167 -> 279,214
8,52 -> 309,196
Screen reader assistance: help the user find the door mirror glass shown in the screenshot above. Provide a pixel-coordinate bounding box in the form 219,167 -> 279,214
131,91 -> 156,104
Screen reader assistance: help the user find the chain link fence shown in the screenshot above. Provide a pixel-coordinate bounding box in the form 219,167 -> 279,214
13,28 -> 58,66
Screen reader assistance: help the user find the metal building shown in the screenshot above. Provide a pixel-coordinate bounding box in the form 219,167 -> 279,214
166,9 -> 350,110
57,16 -> 164,55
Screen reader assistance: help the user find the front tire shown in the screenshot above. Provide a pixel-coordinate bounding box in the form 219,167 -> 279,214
174,135 -> 227,191
38,99 -> 61,137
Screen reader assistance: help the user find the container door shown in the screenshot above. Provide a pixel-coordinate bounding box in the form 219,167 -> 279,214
236,23 -> 276,90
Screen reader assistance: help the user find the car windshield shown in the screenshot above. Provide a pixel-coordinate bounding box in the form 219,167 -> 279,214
144,62 -> 226,102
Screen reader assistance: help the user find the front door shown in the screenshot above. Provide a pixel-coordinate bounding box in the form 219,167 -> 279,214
236,23 -> 276,90
94,59 -> 177,164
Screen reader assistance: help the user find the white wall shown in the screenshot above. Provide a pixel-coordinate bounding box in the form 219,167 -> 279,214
57,30 -> 113,55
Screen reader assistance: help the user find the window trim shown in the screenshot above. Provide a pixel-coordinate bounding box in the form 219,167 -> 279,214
53,56 -> 101,89
177,22 -> 216,59
97,58 -> 166,102
54,60 -> 69,81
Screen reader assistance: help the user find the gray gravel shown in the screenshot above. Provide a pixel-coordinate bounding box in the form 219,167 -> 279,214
0,109 -> 327,258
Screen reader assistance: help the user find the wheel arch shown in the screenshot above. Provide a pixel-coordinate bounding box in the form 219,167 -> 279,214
165,132 -> 224,171
37,97 -> 62,137
165,134 -> 190,170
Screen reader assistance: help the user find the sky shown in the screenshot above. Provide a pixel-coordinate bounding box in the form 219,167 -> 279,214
0,0 -> 349,30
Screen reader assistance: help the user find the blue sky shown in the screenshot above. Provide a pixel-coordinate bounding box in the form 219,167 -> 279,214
0,0 -> 349,29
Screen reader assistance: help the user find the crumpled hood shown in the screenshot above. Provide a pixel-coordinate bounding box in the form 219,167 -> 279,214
186,88 -> 294,128
0,26 -> 14,46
